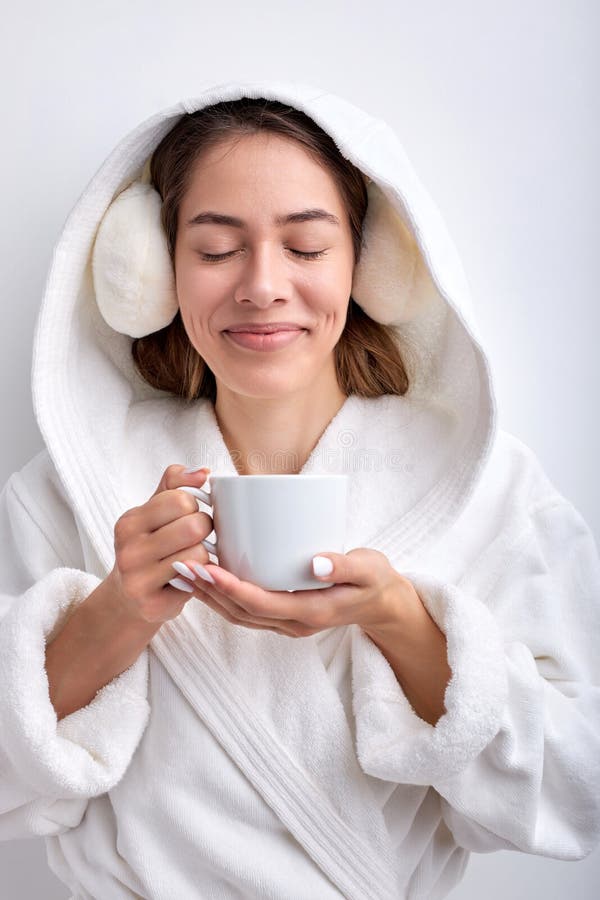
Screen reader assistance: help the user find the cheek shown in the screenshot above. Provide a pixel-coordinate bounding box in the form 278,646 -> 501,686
176,268 -> 229,324
319,270 -> 352,317
306,262 -> 351,307
178,264 -> 218,297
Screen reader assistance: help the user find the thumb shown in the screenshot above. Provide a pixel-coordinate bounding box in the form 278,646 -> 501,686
311,548 -> 382,587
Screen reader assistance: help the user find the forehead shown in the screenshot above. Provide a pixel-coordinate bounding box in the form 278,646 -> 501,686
183,132 -> 344,208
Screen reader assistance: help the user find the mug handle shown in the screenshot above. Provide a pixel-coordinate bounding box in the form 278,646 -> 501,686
177,485 -> 218,556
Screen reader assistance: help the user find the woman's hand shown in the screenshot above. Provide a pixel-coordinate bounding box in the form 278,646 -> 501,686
107,464 -> 216,624
173,546 -> 452,725
171,548 -> 424,637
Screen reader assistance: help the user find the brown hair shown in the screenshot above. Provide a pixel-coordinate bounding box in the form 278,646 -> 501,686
131,97 -> 409,404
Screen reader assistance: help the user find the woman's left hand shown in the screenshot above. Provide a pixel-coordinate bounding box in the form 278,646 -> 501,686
175,548 -> 423,637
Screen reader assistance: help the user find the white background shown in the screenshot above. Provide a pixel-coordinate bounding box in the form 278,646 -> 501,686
0,1 -> 598,897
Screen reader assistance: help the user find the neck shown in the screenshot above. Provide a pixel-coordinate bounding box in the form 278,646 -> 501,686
214,374 -> 348,476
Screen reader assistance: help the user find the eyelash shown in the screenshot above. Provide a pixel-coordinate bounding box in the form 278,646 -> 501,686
198,248 -> 328,262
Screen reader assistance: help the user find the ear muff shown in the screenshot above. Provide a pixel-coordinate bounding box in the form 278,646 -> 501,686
92,169 -> 424,337
350,180 -> 422,325
91,164 -> 178,338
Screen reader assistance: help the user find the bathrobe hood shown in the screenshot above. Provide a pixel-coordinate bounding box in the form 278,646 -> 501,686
31,78 -> 496,571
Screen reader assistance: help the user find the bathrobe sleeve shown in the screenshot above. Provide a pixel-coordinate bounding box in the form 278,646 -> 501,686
0,454 -> 151,840
350,492 -> 600,861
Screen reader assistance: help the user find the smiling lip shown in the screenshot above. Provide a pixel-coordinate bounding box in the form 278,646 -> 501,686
224,322 -> 307,334
224,328 -> 306,351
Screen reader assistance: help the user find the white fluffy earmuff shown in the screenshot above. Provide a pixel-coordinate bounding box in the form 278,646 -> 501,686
91,161 -> 179,338
91,166 -> 422,337
351,180 -> 422,325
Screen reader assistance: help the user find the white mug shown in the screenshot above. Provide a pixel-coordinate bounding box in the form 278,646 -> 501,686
188,474 -> 348,591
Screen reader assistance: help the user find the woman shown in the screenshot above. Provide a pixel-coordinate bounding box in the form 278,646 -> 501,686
0,80 -> 599,900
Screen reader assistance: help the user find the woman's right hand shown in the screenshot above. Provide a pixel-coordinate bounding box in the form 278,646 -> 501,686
106,465 -> 214,624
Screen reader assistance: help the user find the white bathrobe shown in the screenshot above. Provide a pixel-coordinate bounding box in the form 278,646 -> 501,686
1,79 -> 599,900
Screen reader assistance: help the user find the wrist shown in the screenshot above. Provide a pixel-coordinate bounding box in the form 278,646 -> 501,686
93,571 -> 163,639
361,575 -> 452,726
364,573 -> 427,644
45,573 -> 158,721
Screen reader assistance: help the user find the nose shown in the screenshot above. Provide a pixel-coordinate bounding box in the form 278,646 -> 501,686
232,243 -> 291,308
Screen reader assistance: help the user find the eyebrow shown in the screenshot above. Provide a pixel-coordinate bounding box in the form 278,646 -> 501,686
185,208 -> 341,229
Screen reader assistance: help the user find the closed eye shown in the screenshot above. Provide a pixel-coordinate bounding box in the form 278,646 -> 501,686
291,248 -> 329,259
198,248 -> 329,262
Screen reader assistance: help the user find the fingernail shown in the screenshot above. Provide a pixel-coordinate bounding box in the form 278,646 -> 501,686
169,577 -> 195,593
312,556 -> 333,576
183,465 -> 210,474
191,562 -> 216,584
172,561 -> 197,580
